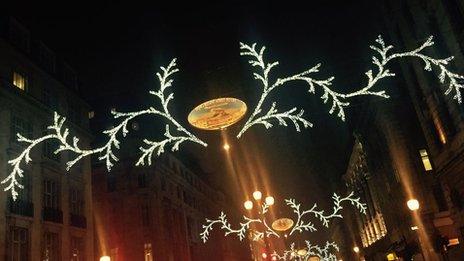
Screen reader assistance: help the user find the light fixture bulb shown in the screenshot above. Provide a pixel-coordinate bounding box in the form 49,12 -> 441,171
244,200 -> 253,210
265,196 -> 275,206
223,143 -> 230,151
353,246 -> 360,253
253,191 -> 262,200
100,256 -> 111,261
407,199 -> 420,211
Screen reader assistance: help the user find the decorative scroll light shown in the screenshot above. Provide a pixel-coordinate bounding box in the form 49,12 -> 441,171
200,192 -> 366,243
4,35 -> 464,200
2,59 -> 207,200
271,241 -> 340,261
236,35 -> 464,138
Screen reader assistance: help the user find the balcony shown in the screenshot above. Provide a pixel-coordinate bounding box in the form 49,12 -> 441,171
70,213 -> 87,229
42,207 -> 63,223
8,199 -> 34,217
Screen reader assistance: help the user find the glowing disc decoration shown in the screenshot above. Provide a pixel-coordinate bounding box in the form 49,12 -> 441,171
271,218 -> 294,232
188,97 -> 247,130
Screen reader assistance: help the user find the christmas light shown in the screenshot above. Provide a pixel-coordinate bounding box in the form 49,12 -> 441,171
237,36 -> 464,138
271,241 -> 339,261
5,36 -> 463,201
200,192 -> 366,243
3,59 -> 207,200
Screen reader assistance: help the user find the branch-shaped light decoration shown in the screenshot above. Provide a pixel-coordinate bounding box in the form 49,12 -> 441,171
2,59 -> 207,200
237,35 -> 464,138
200,192 -> 366,243
4,36 -> 464,200
272,241 -> 339,261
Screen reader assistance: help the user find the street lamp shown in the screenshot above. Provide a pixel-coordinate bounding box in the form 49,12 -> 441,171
244,200 -> 253,210
100,256 -> 111,261
253,190 -> 263,200
407,199 -> 420,211
265,196 -> 275,206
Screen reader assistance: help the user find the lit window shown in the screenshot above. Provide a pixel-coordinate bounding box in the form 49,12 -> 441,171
420,149 -> 433,171
8,226 -> 28,260
144,243 -> 153,261
432,115 -> 447,145
13,72 -> 27,90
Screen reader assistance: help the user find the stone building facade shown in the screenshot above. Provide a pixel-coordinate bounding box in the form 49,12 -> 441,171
0,17 -> 94,260
92,152 -> 250,261
382,0 -> 464,259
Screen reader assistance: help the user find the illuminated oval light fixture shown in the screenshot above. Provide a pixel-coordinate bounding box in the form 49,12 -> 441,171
297,249 -> 308,256
271,218 -> 294,232
188,97 -> 247,130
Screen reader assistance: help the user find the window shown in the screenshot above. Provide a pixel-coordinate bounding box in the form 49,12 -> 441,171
11,115 -> 32,142
43,179 -> 59,209
42,232 -> 59,261
70,188 -> 84,215
13,72 -> 27,91
8,226 -> 28,261
141,201 -> 151,227
419,149 -> 433,171
138,172 -> 147,188
43,137 -> 60,162
9,19 -> 30,52
144,243 -> 153,261
70,236 -> 84,261
432,114 -> 447,145
39,44 -> 55,73
67,98 -> 81,125
61,64 -> 77,90
107,176 -> 116,192
161,177 -> 166,191
42,86 -> 58,110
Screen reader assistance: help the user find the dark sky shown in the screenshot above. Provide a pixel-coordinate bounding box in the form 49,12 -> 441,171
11,0 -> 386,237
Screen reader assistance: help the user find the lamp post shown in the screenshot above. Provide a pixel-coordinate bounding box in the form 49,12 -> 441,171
245,190 -> 274,260
406,198 -> 428,260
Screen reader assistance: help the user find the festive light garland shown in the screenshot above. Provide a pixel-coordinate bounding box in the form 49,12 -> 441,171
271,241 -> 339,261
3,35 -> 464,199
2,59 -> 207,200
236,35 -> 464,138
200,192 -> 366,243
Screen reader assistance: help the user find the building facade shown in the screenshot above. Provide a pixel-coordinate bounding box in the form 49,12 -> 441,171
93,152 -> 250,261
382,0 -> 464,259
0,17 -> 94,260
339,76 -> 448,260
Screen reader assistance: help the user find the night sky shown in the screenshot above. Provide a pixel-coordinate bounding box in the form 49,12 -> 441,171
10,1 -> 387,237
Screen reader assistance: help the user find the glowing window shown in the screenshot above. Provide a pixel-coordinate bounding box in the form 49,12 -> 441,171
13,72 -> 27,90
420,149 -> 433,171
144,243 -> 153,261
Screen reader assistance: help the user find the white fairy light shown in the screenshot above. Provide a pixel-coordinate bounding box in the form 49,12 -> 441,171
3,59 -> 207,200
272,241 -> 339,261
200,192 -> 366,243
237,35 -> 464,138
5,36 -> 463,200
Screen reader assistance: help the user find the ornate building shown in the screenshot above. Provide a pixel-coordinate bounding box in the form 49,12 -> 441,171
92,152 -> 250,261
383,0 -> 464,259
0,17 -> 94,260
